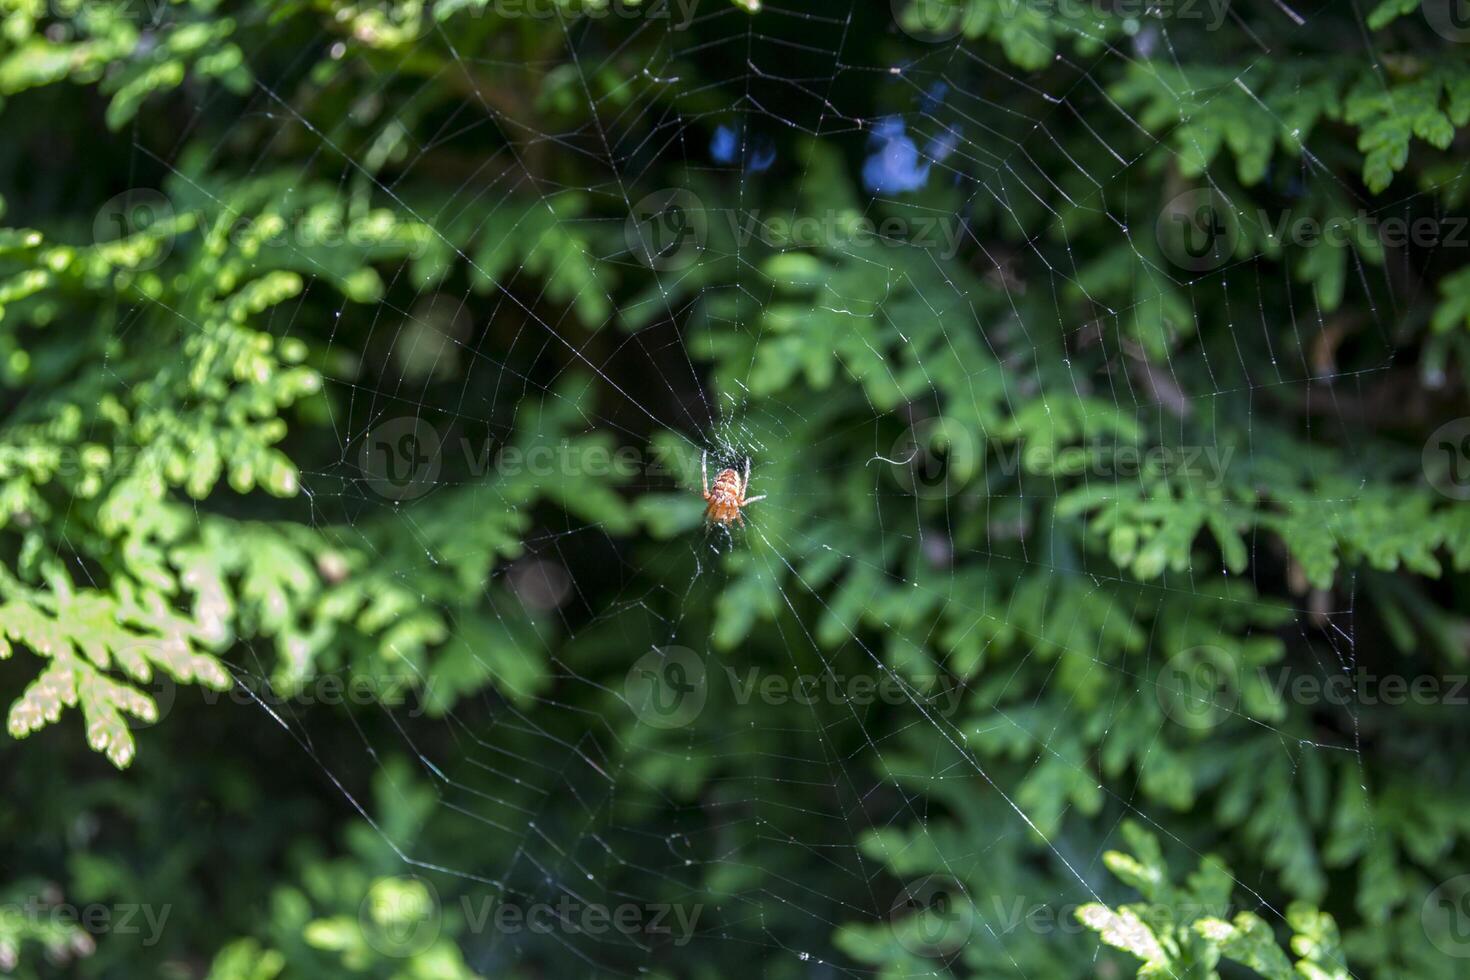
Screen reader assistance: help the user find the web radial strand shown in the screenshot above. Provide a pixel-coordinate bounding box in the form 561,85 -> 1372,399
124,1 -> 1420,975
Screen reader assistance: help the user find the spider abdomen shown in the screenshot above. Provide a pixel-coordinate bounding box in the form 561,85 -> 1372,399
706,468 -> 743,523
701,455 -> 765,527
711,469 -> 741,498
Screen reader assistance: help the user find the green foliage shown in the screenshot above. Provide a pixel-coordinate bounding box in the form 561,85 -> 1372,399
1076,821 -> 1351,980
204,761 -> 488,980
0,881 -> 92,979
898,0 -> 1117,69
0,141 -> 638,764
2,0 -> 1470,977
0,1 -> 250,127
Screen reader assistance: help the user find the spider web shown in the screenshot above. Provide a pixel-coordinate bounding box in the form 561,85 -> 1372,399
126,0 -> 1423,974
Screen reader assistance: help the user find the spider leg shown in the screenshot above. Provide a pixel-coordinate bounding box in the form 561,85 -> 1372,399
742,456 -> 751,496
743,494 -> 766,505
701,450 -> 709,499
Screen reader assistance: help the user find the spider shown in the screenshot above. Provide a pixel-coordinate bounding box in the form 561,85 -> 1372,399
702,452 -> 765,527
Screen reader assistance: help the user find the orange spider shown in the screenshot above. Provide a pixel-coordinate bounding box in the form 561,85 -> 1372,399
702,452 -> 765,527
